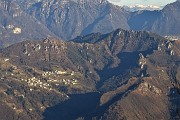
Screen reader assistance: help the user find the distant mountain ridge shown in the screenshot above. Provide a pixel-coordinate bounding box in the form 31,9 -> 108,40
0,0 -> 180,47
129,1 -> 180,36
26,0 -> 129,40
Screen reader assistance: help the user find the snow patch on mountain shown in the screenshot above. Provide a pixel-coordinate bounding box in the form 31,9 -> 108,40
123,4 -> 163,12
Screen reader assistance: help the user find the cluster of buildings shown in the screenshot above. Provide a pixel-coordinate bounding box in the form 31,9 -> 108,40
20,70 -> 79,91
41,70 -> 75,76
41,70 -> 79,85
20,77 -> 52,90
48,78 -> 78,85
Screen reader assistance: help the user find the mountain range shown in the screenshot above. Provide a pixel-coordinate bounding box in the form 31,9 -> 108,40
0,0 -> 180,47
0,29 -> 180,119
0,0 -> 180,120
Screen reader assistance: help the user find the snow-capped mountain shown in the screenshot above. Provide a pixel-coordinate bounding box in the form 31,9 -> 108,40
123,4 -> 163,12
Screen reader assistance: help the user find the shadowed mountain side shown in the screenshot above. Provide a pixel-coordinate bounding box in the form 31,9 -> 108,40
168,88 -> 180,119
43,78 -> 143,120
43,92 -> 101,120
96,50 -> 154,91
87,79 -> 142,120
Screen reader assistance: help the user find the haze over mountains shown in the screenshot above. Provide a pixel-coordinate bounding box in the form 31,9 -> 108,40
0,0 -> 180,47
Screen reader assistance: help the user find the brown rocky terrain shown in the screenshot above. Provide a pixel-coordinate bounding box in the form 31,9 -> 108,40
0,29 -> 179,120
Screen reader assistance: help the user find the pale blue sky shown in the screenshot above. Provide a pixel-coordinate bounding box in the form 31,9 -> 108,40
108,0 -> 176,6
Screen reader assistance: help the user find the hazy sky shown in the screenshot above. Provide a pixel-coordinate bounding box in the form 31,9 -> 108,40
108,0 -> 176,6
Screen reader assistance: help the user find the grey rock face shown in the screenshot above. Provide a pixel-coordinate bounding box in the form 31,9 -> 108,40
26,0 -> 129,40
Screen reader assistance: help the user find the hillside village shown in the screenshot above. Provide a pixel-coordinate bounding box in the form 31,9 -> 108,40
21,70 -> 79,91
0,57 -> 80,93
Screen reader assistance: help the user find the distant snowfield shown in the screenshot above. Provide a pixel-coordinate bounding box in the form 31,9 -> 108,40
108,0 -> 176,11
123,4 -> 164,12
